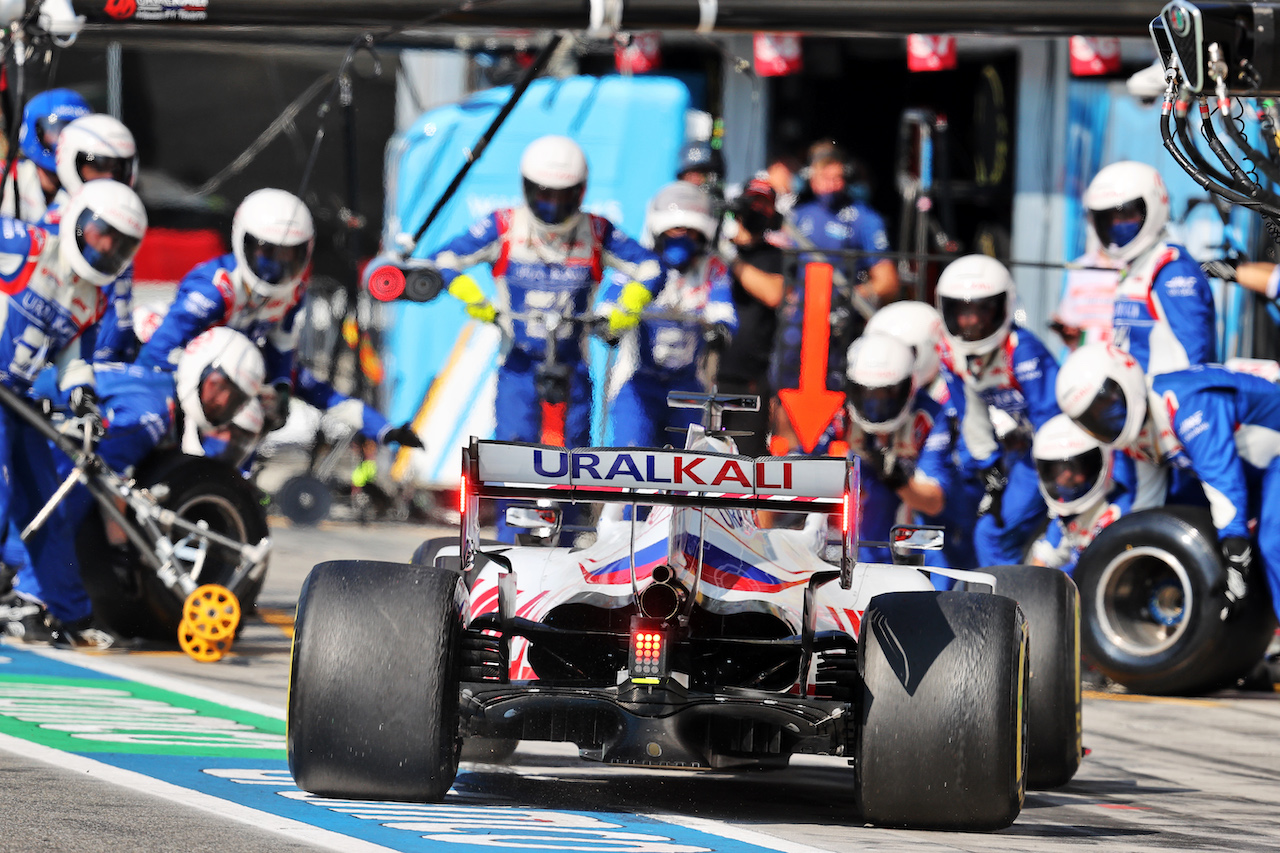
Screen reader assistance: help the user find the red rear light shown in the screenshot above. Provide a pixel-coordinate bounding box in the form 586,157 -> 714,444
459,474 -> 468,515
842,491 -> 851,534
367,265 -> 407,302
628,618 -> 669,680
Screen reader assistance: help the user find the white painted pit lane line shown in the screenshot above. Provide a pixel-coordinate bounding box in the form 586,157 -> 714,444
20,644 -> 287,719
0,731 -> 401,853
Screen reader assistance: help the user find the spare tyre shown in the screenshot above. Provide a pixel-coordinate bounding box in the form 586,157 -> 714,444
79,451 -> 270,641
1074,506 -> 1276,695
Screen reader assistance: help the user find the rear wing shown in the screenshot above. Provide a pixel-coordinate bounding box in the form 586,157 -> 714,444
460,439 -> 862,587
465,439 -> 848,510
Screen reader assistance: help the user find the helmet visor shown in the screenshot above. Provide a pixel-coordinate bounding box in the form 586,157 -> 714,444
523,179 -> 583,225
199,366 -> 251,428
75,208 -> 142,277
1076,377 -> 1130,444
35,114 -> 77,159
1090,199 -> 1147,253
847,377 -> 912,427
75,151 -> 136,187
939,292 -> 1007,344
1036,447 -> 1105,505
242,234 -> 310,286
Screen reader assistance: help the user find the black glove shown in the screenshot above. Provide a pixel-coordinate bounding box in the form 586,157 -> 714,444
702,322 -> 732,353
383,422 -> 424,449
976,464 -> 1008,526
1201,257 -> 1240,282
263,382 -> 291,433
68,385 -> 104,440
25,395 -> 54,419
588,315 -> 622,348
1219,536 -> 1252,619
879,459 -> 911,492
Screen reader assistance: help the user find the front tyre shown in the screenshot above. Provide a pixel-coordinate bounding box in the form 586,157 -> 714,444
288,560 -> 464,801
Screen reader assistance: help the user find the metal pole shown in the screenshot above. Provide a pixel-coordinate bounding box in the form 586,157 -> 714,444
69,0 -> 1168,38
408,31 -> 565,251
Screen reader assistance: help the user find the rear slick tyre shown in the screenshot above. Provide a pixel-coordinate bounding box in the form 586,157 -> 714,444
1074,507 -> 1276,695
288,560 -> 464,801
985,565 -> 1082,789
857,590 -> 1029,831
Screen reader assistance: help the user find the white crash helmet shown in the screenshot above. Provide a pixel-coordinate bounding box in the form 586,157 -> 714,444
935,254 -> 1017,358
175,327 -> 266,433
55,114 -> 138,196
1083,161 -> 1171,262
59,179 -> 147,287
1033,413 -> 1112,516
864,301 -> 945,388
231,188 -> 314,300
647,181 -> 718,242
520,135 -> 588,226
845,332 -> 917,433
1056,343 -> 1149,448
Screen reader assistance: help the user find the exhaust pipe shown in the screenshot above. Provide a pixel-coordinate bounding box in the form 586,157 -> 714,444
638,564 -> 684,620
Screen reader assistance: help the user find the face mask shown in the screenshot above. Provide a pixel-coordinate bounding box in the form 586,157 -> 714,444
659,234 -> 701,271
815,191 -> 841,210
1109,220 -> 1143,250
532,199 -> 567,225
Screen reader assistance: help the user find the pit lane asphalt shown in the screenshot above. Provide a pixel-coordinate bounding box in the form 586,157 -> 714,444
3,518 -> 1279,853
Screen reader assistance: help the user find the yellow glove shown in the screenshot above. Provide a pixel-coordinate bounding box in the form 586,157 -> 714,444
607,281 -> 653,335
351,459 -> 378,489
447,274 -> 496,323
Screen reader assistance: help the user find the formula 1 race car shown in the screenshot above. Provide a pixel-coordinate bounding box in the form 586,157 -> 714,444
287,395 -> 1081,831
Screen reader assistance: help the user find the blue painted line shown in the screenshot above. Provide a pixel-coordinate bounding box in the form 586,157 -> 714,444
0,644 -> 795,853
0,645 -> 122,680
111,753 -> 786,853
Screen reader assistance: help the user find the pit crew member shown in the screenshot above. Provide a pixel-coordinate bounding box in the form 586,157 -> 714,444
429,134 -> 662,451
2,328 -> 264,647
602,181 -> 736,447
862,300 -> 982,573
1057,343 -> 1280,621
1084,161 -> 1217,375
135,188 -> 314,432
0,180 -> 146,642
1026,413 -> 1135,574
937,254 -> 1060,566
1,88 -> 91,222
790,141 -> 898,304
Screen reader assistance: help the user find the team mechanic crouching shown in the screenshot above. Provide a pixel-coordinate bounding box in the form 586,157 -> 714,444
1057,343 -> 1280,622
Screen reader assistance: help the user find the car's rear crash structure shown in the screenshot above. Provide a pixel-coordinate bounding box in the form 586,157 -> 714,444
288,422 -> 1081,831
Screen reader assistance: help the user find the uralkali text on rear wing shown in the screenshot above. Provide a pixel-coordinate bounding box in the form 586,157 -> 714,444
467,439 -> 851,509
461,437 -> 862,588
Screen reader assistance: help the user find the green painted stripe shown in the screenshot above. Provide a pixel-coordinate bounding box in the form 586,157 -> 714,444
0,674 -> 285,757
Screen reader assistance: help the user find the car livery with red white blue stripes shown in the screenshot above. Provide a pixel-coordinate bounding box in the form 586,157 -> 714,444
288,412 -> 1080,832
450,424 -> 999,743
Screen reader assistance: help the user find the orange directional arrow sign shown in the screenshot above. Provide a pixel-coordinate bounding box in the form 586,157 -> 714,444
778,262 -> 844,454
